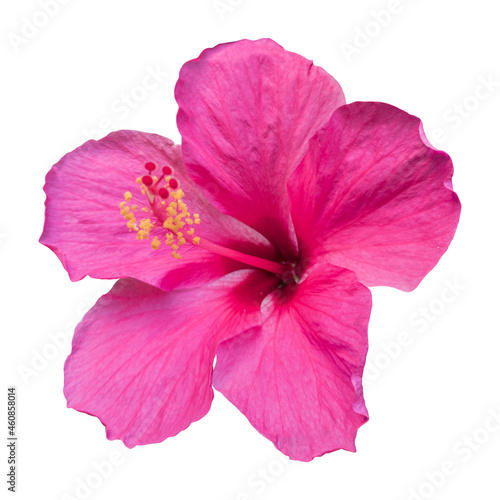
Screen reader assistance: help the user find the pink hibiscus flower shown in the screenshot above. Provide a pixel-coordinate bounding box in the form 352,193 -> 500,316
40,39 -> 460,461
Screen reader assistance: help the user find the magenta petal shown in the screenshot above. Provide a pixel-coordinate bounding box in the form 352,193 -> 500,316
40,130 -> 278,291
288,102 -> 461,291
64,271 -> 278,447
175,38 -> 346,260
213,262 -> 371,461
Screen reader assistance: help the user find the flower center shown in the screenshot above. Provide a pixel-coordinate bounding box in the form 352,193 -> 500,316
278,265 -> 300,287
120,162 -> 201,259
119,161 -> 291,276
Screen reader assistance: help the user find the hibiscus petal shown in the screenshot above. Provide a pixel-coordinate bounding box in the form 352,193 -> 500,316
175,38 -> 345,260
64,270 -> 279,447
40,130 -> 278,291
288,102 -> 461,291
213,262 -> 370,461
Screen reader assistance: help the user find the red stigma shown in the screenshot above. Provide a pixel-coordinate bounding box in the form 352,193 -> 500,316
145,162 -> 156,172
169,178 -> 179,189
158,188 -> 169,199
162,166 -> 173,176
142,175 -> 153,187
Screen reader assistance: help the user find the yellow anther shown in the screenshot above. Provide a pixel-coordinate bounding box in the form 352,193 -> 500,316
172,189 -> 185,200
139,219 -> 153,230
163,218 -> 175,230
151,237 -> 161,250
122,171 -> 202,261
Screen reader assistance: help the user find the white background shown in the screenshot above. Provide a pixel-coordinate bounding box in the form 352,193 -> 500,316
2,0 -> 499,499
